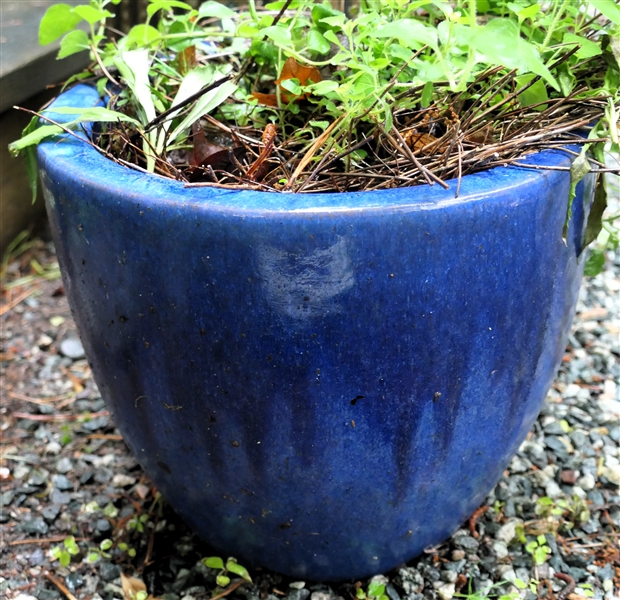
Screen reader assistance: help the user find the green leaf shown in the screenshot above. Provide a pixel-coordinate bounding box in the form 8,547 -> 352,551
126,24 -> 161,47
264,0 -> 303,8
516,74 -> 548,110
367,582 -> 385,598
588,0 -> 620,24
507,2 -> 540,21
100,539 -> 114,551
565,149 -> 592,240
216,574 -> 231,587
558,63 -> 576,97
39,4 -> 82,45
370,58 -> 390,69
260,25 -> 292,46
513,579 -> 528,590
59,551 -> 71,568
356,589 -> 366,599
311,4 -> 344,31
582,177 -> 608,250
563,33 -> 602,59
203,556 -> 225,569
198,1 -> 236,19
238,23 -> 260,38
370,19 -> 438,50
15,116 -> 41,203
226,559 -> 252,582
147,1 -> 193,20
168,79 -> 237,143
421,81 -> 434,108
471,19 -> 558,90
114,49 -> 157,124
41,106 -> 142,127
307,29 -> 330,54
281,78 -> 303,95
309,120 -> 329,130
87,552 -> 100,563
8,125 -> 64,154
320,16 -> 346,28
57,30 -> 90,59
71,5 -> 113,24
103,503 -> 119,518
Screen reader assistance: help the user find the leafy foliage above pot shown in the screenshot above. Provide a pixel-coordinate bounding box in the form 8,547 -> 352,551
8,0 -> 620,270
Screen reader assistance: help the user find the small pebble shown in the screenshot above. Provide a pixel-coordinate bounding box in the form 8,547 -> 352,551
45,441 -> 62,455
60,337 -> 85,359
112,474 -> 137,487
55,458 -> 73,474
20,516 -> 49,535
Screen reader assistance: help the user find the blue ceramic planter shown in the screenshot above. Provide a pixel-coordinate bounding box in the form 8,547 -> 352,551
38,85 -> 594,581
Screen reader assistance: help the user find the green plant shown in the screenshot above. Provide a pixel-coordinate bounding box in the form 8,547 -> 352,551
535,494 -> 591,530
356,579 -> 389,600
85,538 -> 113,563
114,540 -> 137,558
513,577 -> 539,596
127,513 -> 149,533
525,534 -> 551,565
59,425 -> 72,446
50,535 -> 80,567
7,0 -> 620,272
454,579 -> 520,600
202,556 -> 252,587
535,495 -> 564,519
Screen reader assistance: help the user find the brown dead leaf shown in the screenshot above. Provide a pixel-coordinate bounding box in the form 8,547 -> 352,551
121,573 -> 160,600
465,124 -> 494,145
62,367 -> 84,393
275,57 -> 322,87
178,45 -> 196,76
402,131 -> 439,155
252,58 -> 322,107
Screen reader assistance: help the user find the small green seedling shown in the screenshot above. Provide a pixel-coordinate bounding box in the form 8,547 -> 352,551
525,535 -> 551,565
60,425 -> 72,446
203,556 -> 252,588
455,579 -> 519,600
50,535 -> 80,567
513,577 -> 540,595
102,502 -> 119,518
86,538 -> 113,563
577,583 -> 595,598
127,513 -> 149,533
118,541 -> 137,558
535,496 -> 564,519
356,580 -> 389,600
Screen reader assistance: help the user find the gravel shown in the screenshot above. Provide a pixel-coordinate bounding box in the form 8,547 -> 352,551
1,237 -> 618,600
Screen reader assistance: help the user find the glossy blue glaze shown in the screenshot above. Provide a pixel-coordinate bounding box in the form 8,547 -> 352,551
38,85 -> 593,581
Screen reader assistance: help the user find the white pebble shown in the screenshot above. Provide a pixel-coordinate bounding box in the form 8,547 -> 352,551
45,441 -> 62,455
289,582 -> 306,590
578,473 -> 596,491
545,480 -> 563,498
496,519 -> 521,544
563,383 -> 581,398
433,581 -> 455,600
492,541 -> 509,559
112,474 -> 136,487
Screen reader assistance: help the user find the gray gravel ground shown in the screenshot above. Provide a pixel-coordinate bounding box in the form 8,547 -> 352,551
1,231 -> 618,600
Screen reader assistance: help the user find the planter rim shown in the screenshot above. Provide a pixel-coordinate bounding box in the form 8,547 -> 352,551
38,84 -> 576,216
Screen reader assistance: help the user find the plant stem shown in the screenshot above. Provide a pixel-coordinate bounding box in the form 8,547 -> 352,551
541,0 -> 569,54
